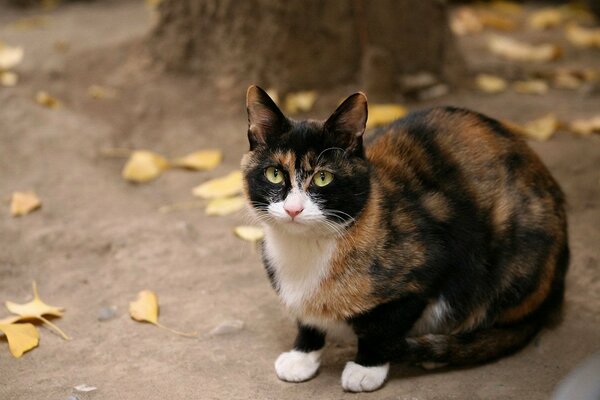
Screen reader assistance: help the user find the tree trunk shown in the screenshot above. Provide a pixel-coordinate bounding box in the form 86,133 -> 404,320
150,0 -> 464,99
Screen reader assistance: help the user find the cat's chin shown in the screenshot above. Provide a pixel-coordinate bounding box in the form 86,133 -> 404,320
267,220 -> 339,237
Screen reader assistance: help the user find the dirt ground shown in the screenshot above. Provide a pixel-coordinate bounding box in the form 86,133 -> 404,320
0,1 -> 599,399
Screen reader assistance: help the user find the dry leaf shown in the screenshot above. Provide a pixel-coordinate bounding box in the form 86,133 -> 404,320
5,282 -> 69,340
10,191 -> 41,217
284,91 -> 317,114
553,70 -> 584,89
451,7 -> 483,36
475,74 -> 508,93
0,71 -> 18,87
488,1 -> 523,16
266,88 -> 280,105
122,150 -> 170,183
87,85 -> 117,99
206,196 -> 245,216
129,290 -> 196,337
520,114 -> 559,141
146,0 -> 162,8
73,384 -> 97,393
234,226 -> 265,243
569,117 -> 600,136
478,11 -> 517,32
528,8 -> 564,30
0,323 -> 39,358
171,149 -> 222,171
565,24 -> 600,48
513,79 -> 549,95
35,91 -> 61,109
366,104 -> 408,129
0,42 -> 24,70
192,171 -> 243,199
488,35 -> 561,62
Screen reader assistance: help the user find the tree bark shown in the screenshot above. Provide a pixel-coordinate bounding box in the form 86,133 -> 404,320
150,0 -> 464,98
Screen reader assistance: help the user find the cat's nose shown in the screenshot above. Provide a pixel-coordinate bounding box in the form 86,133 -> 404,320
284,204 -> 304,219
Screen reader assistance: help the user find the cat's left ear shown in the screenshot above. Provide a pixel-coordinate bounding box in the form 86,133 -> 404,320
324,92 -> 368,153
246,85 -> 289,150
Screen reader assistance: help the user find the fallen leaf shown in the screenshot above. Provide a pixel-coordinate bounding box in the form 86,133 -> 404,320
0,323 -> 39,358
73,384 -> 97,393
478,11 -> 517,31
265,88 -> 280,105
513,79 -> 549,95
565,23 -> 600,48
35,91 -> 61,109
284,91 -> 317,114
451,7 -> 483,36
146,0 -> 162,8
475,74 -> 508,93
553,69 -> 584,89
488,1 -> 523,16
122,150 -> 170,183
192,171 -> 243,199
0,71 -> 18,87
519,114 -> 559,141
234,226 -> 265,243
10,191 -> 41,217
488,35 -> 561,62
5,282 -> 69,340
569,116 -> 600,136
0,42 -> 24,70
528,8 -> 564,30
171,149 -> 222,171
366,104 -> 408,129
206,196 -> 245,216
87,85 -> 117,99
129,290 -> 196,337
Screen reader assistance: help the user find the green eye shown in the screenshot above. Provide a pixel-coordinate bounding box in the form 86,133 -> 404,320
313,171 -> 334,187
265,166 -> 284,184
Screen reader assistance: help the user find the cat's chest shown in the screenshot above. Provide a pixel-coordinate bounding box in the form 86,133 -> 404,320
263,229 -> 336,314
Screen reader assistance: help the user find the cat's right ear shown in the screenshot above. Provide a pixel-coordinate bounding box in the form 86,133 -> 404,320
246,85 -> 288,150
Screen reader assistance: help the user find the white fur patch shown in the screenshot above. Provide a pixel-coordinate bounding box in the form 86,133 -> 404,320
275,350 -> 322,382
300,316 -> 355,342
409,297 -> 452,336
341,361 -> 389,392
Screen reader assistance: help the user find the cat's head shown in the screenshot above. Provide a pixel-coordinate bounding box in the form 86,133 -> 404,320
241,85 -> 371,236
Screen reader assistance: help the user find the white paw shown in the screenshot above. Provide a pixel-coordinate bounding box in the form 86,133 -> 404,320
419,361 -> 448,370
275,350 -> 321,382
341,361 -> 389,392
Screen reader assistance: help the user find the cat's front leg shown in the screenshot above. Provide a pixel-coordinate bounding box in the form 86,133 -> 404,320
275,323 -> 325,382
341,336 -> 390,392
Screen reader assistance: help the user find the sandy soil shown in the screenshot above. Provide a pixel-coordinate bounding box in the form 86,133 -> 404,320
0,2 -> 599,399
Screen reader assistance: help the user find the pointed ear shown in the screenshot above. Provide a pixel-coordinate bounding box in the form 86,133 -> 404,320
246,85 -> 289,150
323,92 -> 368,152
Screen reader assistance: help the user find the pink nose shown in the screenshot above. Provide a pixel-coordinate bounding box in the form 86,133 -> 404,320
284,205 -> 304,218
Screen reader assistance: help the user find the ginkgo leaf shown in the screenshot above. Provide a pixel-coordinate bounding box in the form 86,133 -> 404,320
192,171 -> 243,199
10,191 -> 41,217
565,23 -> 600,48
234,226 -> 265,243
513,79 -> 549,95
366,104 -> 408,129
122,150 -> 170,183
0,323 -> 39,358
569,117 -> 600,136
129,290 -> 196,337
35,91 -> 61,109
450,7 -> 483,36
475,74 -> 508,93
206,196 -> 245,216
0,42 -> 24,70
5,282 -> 69,340
488,1 -> 523,16
171,149 -> 222,171
520,114 -> 559,141
0,71 -> 18,87
477,11 -> 517,32
284,91 -> 317,114
528,8 -> 563,30
488,35 -> 561,62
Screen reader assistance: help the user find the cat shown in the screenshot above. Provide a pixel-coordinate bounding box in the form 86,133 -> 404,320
241,85 -> 569,392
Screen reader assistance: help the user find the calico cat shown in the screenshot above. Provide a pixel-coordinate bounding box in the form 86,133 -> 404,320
241,85 -> 569,392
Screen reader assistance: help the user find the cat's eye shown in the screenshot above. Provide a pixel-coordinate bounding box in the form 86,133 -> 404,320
313,171 -> 334,187
265,166 -> 284,184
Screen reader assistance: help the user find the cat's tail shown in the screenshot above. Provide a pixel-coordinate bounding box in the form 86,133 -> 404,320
404,318 -> 542,366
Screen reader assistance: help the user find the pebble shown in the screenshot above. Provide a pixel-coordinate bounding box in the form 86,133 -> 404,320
209,320 -> 244,336
97,306 -> 117,321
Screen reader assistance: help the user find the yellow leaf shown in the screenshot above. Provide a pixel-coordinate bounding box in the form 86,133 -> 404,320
528,8 -> 564,30
450,7 -> 483,36
5,282 -> 69,340
488,35 -> 561,62
520,114 -> 559,141
192,171 -> 243,199
475,74 -> 507,93
0,71 -> 18,87
234,226 -> 265,243
35,91 -> 62,109
478,11 -> 517,32
129,290 -> 158,324
488,1 -> 523,16
206,196 -> 245,216
565,24 -> 600,48
0,42 -> 24,70
129,290 -> 196,337
122,150 -> 170,183
265,88 -> 280,105
10,191 -> 41,217
0,323 -> 39,358
553,69 -> 584,90
366,104 -> 408,129
172,149 -> 222,171
87,85 -> 117,99
284,91 -> 317,114
569,117 -> 600,136
513,79 -> 549,95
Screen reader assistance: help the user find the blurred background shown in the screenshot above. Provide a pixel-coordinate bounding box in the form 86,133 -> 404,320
0,1 -> 599,399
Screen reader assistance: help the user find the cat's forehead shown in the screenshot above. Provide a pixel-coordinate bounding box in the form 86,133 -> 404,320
270,149 -> 316,171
